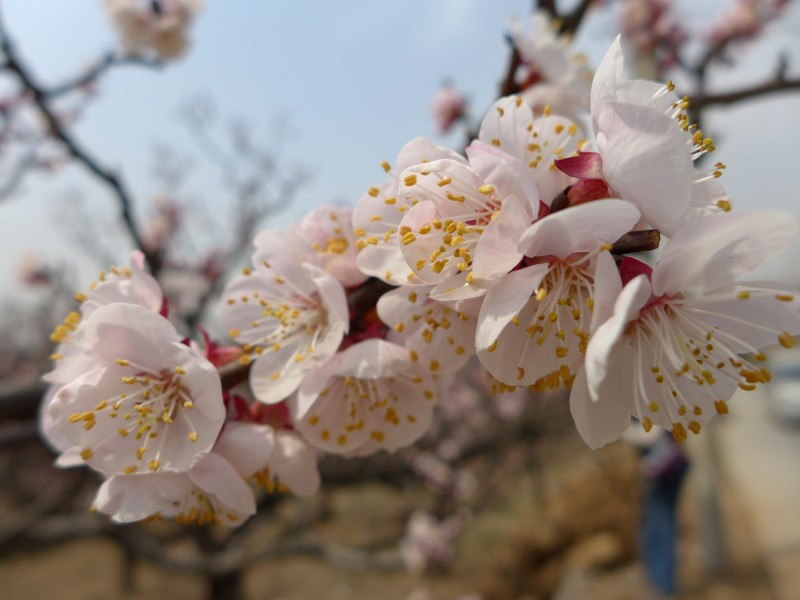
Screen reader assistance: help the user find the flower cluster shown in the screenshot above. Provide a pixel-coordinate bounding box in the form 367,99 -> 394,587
105,0 -> 201,61
41,252 -> 319,525
40,34 -> 800,526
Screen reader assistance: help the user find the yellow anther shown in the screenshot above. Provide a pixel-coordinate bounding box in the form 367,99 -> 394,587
175,366 -> 186,375
188,432 -> 199,442
404,174 -> 417,186
779,332 -> 796,348
74,292 -> 88,302
671,423 -> 688,442
381,160 -> 391,172
445,191 -> 465,202
478,184 -> 494,195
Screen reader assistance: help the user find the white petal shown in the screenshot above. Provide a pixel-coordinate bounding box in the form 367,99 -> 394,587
466,142 -> 539,210
590,35 -> 624,126
585,275 -> 652,402
569,367 -> 633,449
598,102 -> 693,233
652,211 -> 800,296
270,431 -> 321,497
589,250 -> 622,332
188,452 -> 256,517
212,422 -> 275,478
471,195 -> 534,283
518,199 -> 640,259
476,265 -> 548,350
478,97 -> 536,162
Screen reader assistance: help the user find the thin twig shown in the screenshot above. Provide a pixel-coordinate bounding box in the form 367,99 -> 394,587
0,16 -> 157,273
45,52 -> 161,98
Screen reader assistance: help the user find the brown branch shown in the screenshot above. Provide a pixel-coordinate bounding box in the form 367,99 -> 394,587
611,230 -> 661,255
0,17 -> 157,273
689,75 -> 800,111
536,0 -> 596,36
559,0 -> 596,36
45,52 -> 161,98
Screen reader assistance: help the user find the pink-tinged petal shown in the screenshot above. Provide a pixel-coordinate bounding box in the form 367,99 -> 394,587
337,338 -> 410,379
86,303 -> 181,372
589,250 -> 623,333
478,97 -> 536,163
251,230 -> 320,278
652,211 -> 800,297
399,201 -> 449,285
518,199 -> 640,259
471,195 -> 534,283
399,160 -> 485,221
250,340 -> 323,405
682,283 -> 800,352
304,263 -> 349,333
82,251 -> 163,317
476,265 -> 548,350
615,79 -> 678,113
212,422 -> 275,478
187,452 -> 256,518
270,431 -> 320,497
429,271 -> 485,302
569,367 -> 633,449
377,284 -> 434,326
292,204 -> 367,288
395,137 -> 468,172
598,102 -> 694,234
554,151 -> 604,180
466,142 -> 539,210
294,354 -> 341,420
380,286 -> 477,375
597,101 -> 694,232
590,35 -> 624,125
55,448 -> 85,468
94,472 -> 193,523
355,245 -> 418,286
297,341 -> 436,455
585,275 -> 652,402
525,114 -> 583,205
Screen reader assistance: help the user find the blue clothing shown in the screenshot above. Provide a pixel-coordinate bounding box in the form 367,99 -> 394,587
640,456 -> 689,596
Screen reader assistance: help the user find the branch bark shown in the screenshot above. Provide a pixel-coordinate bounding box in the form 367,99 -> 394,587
0,16 -> 157,273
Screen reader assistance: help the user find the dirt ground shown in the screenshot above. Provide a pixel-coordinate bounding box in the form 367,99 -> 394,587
0,424 -> 776,600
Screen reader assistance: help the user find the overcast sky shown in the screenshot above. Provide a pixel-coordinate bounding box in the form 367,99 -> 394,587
1,0 -> 800,302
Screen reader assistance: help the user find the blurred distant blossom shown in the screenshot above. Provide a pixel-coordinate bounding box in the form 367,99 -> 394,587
708,0 -> 789,46
618,0 -> 685,77
141,195 -> 183,255
399,509 -> 465,573
431,84 -> 466,135
509,11 -> 592,121
18,253 -> 52,287
105,0 -> 202,61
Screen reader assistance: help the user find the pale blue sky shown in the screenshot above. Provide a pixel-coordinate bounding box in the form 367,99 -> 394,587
1,0 -> 800,299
